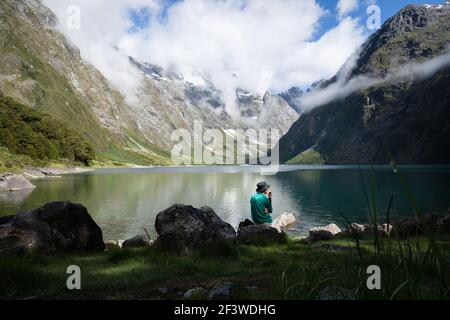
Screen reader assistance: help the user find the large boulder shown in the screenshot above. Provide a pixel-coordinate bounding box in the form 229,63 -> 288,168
0,212 -> 53,254
0,174 -> 35,192
237,221 -> 287,245
155,204 -> 236,255
33,202 -> 104,252
0,201 -> 104,254
309,224 -> 342,241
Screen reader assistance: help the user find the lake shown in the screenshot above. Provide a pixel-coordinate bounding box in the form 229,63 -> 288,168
1,165 -> 449,240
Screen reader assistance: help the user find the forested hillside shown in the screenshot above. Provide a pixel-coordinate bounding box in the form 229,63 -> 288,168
0,94 -> 94,165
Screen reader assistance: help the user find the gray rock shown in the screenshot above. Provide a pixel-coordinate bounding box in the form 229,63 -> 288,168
381,223 -> 393,236
356,223 -> 393,237
238,219 -> 254,230
272,212 -> 297,232
207,282 -> 234,300
158,287 -> 169,295
0,211 -> 53,255
104,240 -> 124,249
319,286 -> 355,300
346,223 -> 366,234
0,201 -> 104,255
23,167 -> 93,179
237,223 -> 287,245
296,236 -> 314,244
309,223 -> 342,241
395,213 -> 441,237
155,204 -> 236,255
122,234 -> 152,248
0,174 -> 35,192
34,201 -> 104,252
183,287 -> 207,299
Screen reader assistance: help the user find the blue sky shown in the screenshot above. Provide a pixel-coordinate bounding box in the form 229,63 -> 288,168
129,0 -> 446,36
314,0 -> 445,37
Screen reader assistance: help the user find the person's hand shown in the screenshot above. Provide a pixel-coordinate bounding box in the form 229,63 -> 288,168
268,191 -> 272,199
264,208 -> 269,214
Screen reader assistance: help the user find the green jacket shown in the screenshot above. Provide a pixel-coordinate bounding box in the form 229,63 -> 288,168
250,192 -> 273,224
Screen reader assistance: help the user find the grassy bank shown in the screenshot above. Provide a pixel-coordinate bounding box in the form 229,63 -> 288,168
1,235 -> 449,300
0,147 -> 87,174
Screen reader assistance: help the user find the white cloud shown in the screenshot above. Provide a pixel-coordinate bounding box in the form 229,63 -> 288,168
43,0 -> 160,102
337,0 -> 359,18
297,52 -> 450,111
43,0 -> 367,114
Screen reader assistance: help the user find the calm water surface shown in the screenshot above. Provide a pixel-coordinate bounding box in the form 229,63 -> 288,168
1,165 -> 449,239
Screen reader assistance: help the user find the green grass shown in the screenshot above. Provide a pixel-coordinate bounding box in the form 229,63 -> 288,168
0,147 -> 38,173
97,142 -> 172,167
0,147 -> 87,174
286,149 -> 325,165
1,235 -> 449,300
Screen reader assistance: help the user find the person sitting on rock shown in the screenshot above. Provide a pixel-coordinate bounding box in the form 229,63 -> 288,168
250,181 -> 273,225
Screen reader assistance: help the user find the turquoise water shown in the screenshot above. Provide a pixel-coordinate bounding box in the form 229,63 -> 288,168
0,165 -> 449,239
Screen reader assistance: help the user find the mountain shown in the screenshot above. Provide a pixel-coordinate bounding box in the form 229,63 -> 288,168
278,3 -> 450,164
128,58 -> 299,151
0,0 -> 172,166
0,0 -> 299,166
279,87 -> 304,111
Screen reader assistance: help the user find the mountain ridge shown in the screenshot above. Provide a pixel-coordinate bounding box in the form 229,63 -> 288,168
278,3 -> 450,164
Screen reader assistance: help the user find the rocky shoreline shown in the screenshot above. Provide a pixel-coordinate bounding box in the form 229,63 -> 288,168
23,167 -> 94,179
1,201 -> 450,256
2,201 -> 450,300
0,168 -> 94,193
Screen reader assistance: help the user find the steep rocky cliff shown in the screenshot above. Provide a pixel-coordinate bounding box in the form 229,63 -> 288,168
279,3 -> 450,164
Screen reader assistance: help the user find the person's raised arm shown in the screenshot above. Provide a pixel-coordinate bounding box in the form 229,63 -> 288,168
266,194 -> 273,214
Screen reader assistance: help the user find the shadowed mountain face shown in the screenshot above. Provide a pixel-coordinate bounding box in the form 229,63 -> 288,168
279,3 -> 450,164
0,0 -> 299,165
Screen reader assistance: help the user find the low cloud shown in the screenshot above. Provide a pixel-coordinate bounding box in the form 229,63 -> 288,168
44,0 -> 367,114
297,51 -> 450,111
127,0 -> 367,117
43,0 -> 160,102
